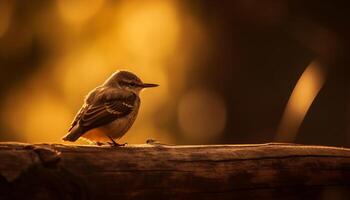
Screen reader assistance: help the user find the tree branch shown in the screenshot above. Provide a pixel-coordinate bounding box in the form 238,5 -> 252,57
1,142 -> 350,199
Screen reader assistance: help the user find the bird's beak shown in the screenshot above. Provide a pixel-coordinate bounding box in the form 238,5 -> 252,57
141,83 -> 159,88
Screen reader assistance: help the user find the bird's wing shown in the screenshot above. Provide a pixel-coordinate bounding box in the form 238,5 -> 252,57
68,92 -> 137,132
68,86 -> 101,132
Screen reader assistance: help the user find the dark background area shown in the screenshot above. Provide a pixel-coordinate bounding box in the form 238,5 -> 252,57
0,0 -> 348,146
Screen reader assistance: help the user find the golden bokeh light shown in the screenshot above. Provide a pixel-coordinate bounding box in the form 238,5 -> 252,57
57,0 -> 105,25
0,1 -> 342,147
276,60 -> 326,142
117,0 -> 180,60
178,89 -> 227,143
56,48 -> 112,104
2,73 -> 72,143
0,0 -> 189,144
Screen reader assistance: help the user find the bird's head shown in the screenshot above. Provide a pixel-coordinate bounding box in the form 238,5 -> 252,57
104,70 -> 158,94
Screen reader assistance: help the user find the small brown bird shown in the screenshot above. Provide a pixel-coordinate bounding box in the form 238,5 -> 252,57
62,70 -> 158,146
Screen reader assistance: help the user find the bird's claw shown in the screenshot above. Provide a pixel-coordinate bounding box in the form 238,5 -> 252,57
107,142 -> 127,147
106,135 -> 127,147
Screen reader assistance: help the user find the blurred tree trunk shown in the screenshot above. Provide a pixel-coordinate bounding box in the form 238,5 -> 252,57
0,142 -> 350,199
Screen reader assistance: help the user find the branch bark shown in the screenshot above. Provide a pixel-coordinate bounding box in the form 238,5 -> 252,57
0,142 -> 350,199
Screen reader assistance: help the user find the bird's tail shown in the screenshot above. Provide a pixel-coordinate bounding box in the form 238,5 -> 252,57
62,126 -> 84,142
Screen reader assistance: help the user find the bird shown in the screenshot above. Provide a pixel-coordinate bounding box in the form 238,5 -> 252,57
62,70 -> 158,146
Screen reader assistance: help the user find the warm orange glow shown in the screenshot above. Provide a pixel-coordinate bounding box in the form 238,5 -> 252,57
0,0 -> 200,144
178,89 -> 227,143
117,1 -> 180,60
57,0 -> 105,25
1,76 -> 73,143
276,60 -> 326,142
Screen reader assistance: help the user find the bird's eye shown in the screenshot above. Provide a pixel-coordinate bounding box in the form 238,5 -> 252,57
129,82 -> 136,87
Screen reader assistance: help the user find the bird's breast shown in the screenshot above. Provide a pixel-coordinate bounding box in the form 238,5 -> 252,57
81,98 -> 140,142
101,101 -> 140,139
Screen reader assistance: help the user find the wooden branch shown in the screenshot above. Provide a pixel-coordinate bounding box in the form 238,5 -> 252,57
1,142 -> 350,199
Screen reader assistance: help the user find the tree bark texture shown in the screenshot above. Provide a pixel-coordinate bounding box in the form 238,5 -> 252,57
0,142 -> 350,199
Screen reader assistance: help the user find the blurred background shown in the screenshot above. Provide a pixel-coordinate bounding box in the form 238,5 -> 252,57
0,0 -> 348,146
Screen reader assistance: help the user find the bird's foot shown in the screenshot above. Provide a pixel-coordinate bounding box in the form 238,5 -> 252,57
107,136 -> 127,147
107,142 -> 128,147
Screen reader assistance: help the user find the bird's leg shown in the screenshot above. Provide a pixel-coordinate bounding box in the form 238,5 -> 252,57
107,136 -> 127,147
